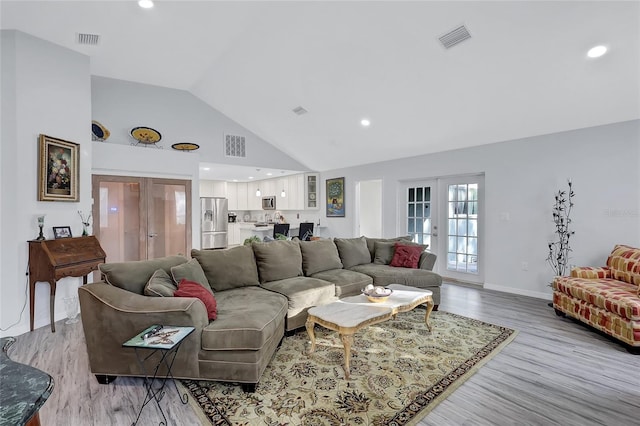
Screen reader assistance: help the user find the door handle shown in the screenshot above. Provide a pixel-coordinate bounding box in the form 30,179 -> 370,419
149,233 -> 158,238
432,225 -> 438,237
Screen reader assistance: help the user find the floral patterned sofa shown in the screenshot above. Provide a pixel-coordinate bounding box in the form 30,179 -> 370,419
553,244 -> 640,353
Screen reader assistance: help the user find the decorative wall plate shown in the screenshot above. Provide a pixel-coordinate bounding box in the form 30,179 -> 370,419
91,120 -> 110,141
171,142 -> 200,151
131,127 -> 162,144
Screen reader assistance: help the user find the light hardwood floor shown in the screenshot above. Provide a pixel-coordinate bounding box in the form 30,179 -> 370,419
5,283 -> 639,426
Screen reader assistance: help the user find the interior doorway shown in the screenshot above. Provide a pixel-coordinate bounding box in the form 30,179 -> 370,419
356,179 -> 382,237
92,175 -> 192,262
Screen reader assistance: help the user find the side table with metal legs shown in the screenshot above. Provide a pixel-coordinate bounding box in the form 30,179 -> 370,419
123,326 -> 195,426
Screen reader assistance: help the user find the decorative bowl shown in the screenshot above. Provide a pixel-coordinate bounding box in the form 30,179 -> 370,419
362,287 -> 393,303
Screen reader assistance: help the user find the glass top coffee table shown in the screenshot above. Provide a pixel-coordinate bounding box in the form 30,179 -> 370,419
305,284 -> 434,379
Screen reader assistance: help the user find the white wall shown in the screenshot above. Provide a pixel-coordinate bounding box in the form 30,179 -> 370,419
357,179 -> 382,237
1,30 -> 92,337
319,120 -> 640,299
91,76 -> 308,171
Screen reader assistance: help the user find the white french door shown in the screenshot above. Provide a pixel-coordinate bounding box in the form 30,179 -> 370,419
400,175 -> 484,284
401,180 -> 439,254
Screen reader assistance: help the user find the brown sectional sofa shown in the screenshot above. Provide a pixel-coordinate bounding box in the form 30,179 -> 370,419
79,236 -> 442,391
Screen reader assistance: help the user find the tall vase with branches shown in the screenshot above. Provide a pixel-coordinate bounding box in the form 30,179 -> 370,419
547,180 -> 575,280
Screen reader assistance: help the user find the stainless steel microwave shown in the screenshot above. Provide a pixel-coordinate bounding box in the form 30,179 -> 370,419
262,196 -> 276,210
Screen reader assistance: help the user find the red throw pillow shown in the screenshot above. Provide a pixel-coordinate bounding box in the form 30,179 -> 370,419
174,279 -> 217,320
389,243 -> 423,269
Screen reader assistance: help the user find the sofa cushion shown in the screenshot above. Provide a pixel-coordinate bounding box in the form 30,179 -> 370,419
365,236 -> 412,262
191,246 -> 260,291
350,263 -> 443,289
373,241 -> 396,265
252,240 -> 303,283
201,286 -> 287,351
171,258 -> 214,295
390,243 -> 424,268
99,255 -> 187,295
299,239 -> 343,275
607,244 -> 640,287
334,236 -> 371,269
261,277 -> 337,318
554,276 -> 640,321
144,269 -> 177,297
174,279 -> 217,320
310,268 -> 372,297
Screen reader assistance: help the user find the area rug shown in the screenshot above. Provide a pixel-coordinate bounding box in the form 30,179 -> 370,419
181,310 -> 517,425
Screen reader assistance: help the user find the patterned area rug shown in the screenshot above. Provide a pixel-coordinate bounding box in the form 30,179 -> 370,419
181,310 -> 517,425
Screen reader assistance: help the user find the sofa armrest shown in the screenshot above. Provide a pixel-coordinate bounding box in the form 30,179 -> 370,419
78,282 -> 208,378
570,266 -> 611,279
419,251 -> 437,271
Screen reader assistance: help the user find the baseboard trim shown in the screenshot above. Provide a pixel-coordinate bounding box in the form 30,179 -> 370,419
483,282 -> 551,300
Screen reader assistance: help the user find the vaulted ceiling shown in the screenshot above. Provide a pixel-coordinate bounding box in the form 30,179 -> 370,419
2,1 -> 639,172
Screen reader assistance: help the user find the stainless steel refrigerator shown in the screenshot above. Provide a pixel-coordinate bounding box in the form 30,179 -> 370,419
201,197 -> 228,249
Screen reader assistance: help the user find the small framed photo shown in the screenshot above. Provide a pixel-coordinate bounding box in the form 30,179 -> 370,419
53,226 -> 73,239
38,134 -> 80,202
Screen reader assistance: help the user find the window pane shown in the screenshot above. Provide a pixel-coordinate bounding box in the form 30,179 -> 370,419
457,185 -> 467,201
469,184 -> 478,200
448,236 -> 457,252
448,219 -> 456,235
408,219 -> 415,233
468,219 -> 477,237
448,202 -> 456,217
423,235 -> 431,248
448,185 -> 456,202
423,218 -> 431,233
424,203 -> 430,218
457,236 -> 467,253
457,219 -> 468,236
447,252 -> 456,266
468,201 -> 478,216
408,188 -> 415,202
416,218 -> 423,233
416,233 -> 423,244
408,204 -> 415,217
416,187 -> 423,202
424,187 -> 431,202
415,203 -> 423,217
468,237 -> 477,255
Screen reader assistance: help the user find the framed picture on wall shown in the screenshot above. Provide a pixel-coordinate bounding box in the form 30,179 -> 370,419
326,177 -> 345,217
38,134 -> 79,202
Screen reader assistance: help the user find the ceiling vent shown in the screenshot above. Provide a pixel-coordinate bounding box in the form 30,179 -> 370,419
225,134 -> 246,158
76,33 -> 100,46
438,25 -> 471,49
292,106 -> 308,116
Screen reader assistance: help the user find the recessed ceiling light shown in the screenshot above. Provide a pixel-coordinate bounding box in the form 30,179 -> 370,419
587,45 -> 607,58
361,118 -> 371,127
232,179 -> 238,182
138,0 -> 154,9
266,172 -> 273,176
202,167 -> 210,171
248,176 -> 254,180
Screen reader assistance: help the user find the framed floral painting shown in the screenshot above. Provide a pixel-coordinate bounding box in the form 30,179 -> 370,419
38,134 -> 79,202
326,177 -> 345,217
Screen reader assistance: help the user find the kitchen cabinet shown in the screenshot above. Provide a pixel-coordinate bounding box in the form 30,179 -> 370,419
200,180 -> 227,198
228,223 -> 244,246
287,174 -> 304,210
304,173 -> 319,210
236,182 -> 248,211
277,178 -> 289,210
226,182 -> 238,210
247,181 -> 262,210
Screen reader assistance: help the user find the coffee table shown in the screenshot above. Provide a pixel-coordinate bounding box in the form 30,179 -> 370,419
305,284 -> 433,379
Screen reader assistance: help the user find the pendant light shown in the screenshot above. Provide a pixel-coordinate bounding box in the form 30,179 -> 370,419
281,188 -> 286,197
256,188 -> 261,197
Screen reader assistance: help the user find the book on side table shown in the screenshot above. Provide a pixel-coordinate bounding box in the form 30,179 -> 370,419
123,325 -> 194,350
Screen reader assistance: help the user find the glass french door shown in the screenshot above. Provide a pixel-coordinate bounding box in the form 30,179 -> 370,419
92,175 -> 191,262
403,180 -> 438,253
402,175 -> 483,283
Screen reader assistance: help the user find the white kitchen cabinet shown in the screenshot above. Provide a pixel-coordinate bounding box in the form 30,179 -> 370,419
228,223 -> 244,246
304,173 -> 320,210
247,181 -> 262,210
200,180 -> 227,198
226,182 -> 238,210
287,174 -> 304,210
277,178 -> 289,210
236,182 -> 248,211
